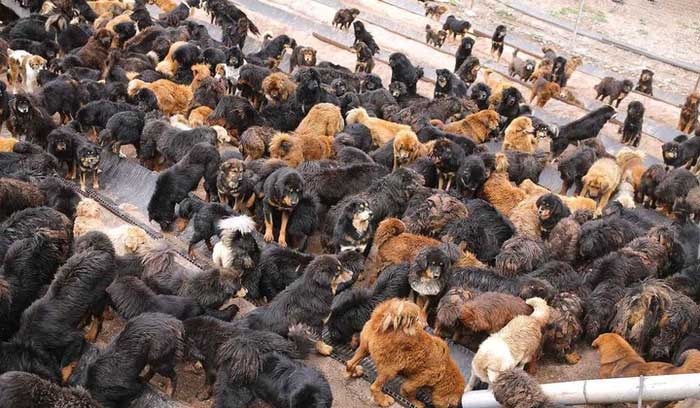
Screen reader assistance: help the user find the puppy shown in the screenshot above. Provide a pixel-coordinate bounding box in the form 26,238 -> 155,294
564,55 -> 583,83
332,8 -> 360,30
490,25 -> 507,62
425,25 -> 448,48
288,45 -> 317,73
594,77 -> 634,108
581,157 -> 622,216
74,136 -> 101,190
262,72 -> 297,105
442,15 -> 471,40
211,214 -> 258,271
678,92 -> 700,134
502,117 -> 536,153
424,3 -> 447,19
530,77 -> 560,108
509,49 -> 536,81
467,297 -> 550,389
353,41 -> 375,74
441,110 -> 500,143
620,100 -> 645,147
492,369 -> 563,408
593,333 -> 700,378
262,167 -> 304,247
346,299 -> 465,408
636,69 -> 654,96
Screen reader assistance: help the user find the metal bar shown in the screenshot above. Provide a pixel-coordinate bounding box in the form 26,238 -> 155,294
570,0 -> 586,50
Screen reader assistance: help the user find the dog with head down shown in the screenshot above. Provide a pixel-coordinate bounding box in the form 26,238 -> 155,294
581,157 -> 622,217
262,72 -> 297,105
441,110 -> 500,143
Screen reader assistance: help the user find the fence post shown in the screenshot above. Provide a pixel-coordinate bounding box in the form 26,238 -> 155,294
694,73 -> 700,92
570,0 -> 586,50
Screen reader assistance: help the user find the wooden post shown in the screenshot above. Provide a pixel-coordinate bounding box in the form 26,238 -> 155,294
570,0 -> 586,50
694,73 -> 700,91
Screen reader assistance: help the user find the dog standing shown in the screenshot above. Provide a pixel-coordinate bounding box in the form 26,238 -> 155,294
491,25 -> 507,62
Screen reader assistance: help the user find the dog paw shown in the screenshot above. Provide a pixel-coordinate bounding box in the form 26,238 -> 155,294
374,393 -> 395,407
346,364 -> 364,378
315,341 -> 333,356
278,237 -> 287,247
264,231 -> 274,242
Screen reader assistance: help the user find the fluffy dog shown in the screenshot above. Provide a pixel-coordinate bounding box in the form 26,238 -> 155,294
529,58 -> 553,83
74,136 -> 101,190
578,215 -> 643,261
678,93 -> 700,134
457,292 -> 533,336
620,100 -> 645,147
662,134 -> 700,169
544,292 -> 584,364
490,25 -> 507,62
455,154 -> 490,198
636,69 -> 654,96
389,52 -> 423,96
332,8 -> 360,30
353,41 -> 375,74
0,178 -> 46,221
74,29 -> 113,70
239,126 -> 276,161
581,157 -> 623,216
346,299 -> 465,408
425,3 -> 447,19
425,25 -> 447,48
434,69 -> 467,99
269,105 -> 339,166
442,110 -> 500,143
655,167 -> 699,211
353,21 -> 379,56
492,369 -> 563,408
246,34 -> 296,69
454,37 -> 476,72
502,117 -> 536,153
262,167 -> 304,247
177,197 -> 234,254
481,154 -> 527,217
392,130 -> 429,170
0,371 -> 100,407
593,333 -> 700,378
7,94 -> 56,149
564,55 -> 583,83
289,45 -> 317,73
346,107 -> 412,147
530,77 -> 560,108
262,72 -> 297,105
537,194 -> 570,239
495,235 -> 546,277
594,77 -> 634,108
442,15 -> 471,40
504,150 -> 549,184
509,49 -> 536,81
372,218 -> 440,273
467,297 -> 550,389
324,197 -> 374,253
638,164 -> 667,208
557,140 -> 605,194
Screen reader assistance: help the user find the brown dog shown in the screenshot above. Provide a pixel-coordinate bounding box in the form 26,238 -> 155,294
580,157 -> 622,217
530,77 -> 560,108
0,137 -> 18,152
441,110 -> 500,143
393,129 -> 429,170
240,126 -> 276,161
346,299 -> 465,408
459,292 -> 533,334
678,92 -> 700,134
372,218 -> 440,272
502,117 -> 536,153
481,153 -> 527,217
529,59 -> 553,82
75,29 -> 114,70
593,333 -> 700,378
262,72 -> 297,105
424,3 -> 448,19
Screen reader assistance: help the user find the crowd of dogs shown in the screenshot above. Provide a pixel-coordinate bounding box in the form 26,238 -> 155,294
1,0 -> 700,407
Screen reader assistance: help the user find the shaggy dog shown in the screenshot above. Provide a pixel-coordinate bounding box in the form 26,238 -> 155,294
427,138 -> 467,190
442,15 -> 471,40
488,25 -> 507,59
404,192 -> 469,238
636,69 -> 654,95
392,130 -> 429,170
0,178 -> 46,221
262,72 -> 297,105
544,292 -> 584,364
246,34 -> 296,69
0,371 -> 100,407
557,140 -> 604,194
494,235 -> 546,277
678,92 -> 700,134
578,215 -> 643,261
654,168 -> 699,211
147,143 -> 220,231
564,55 -> 583,82
504,151 -> 549,184
74,136 -> 101,190
662,134 -> 700,169
550,56 -> 568,88
139,119 -> 217,169
550,106 -> 616,158
372,218 -> 440,273
467,297 -> 550,389
323,197 -> 374,253
291,68 -> 340,117
353,41 -> 375,74
425,25 -> 448,48
616,148 -> 646,194
425,3 -> 447,19
456,292 -> 532,336
303,162 -> 388,207
289,45 -> 317,73
593,333 -> 700,378
389,52 -> 423,96
346,299 -> 464,408
468,82 -> 491,111
530,77 -> 560,108
509,50 -> 536,81
502,117 -> 536,153
620,101 -> 645,147
332,8 -> 360,30
594,77 -> 634,108
454,36 -> 475,72
239,126 -> 276,161
581,157 -> 623,216
492,369 -> 562,408
529,58 -> 553,83
494,87 -> 524,130
441,110 -> 500,143
455,154 -> 490,198
74,29 -> 113,70
537,194 -> 570,239
177,197 -> 234,254
211,216 -> 260,290
9,51 -> 46,94
346,107 -> 412,147
269,113 -> 338,167
353,21 -> 380,56
97,110 -> 145,156
583,280 -> 626,339
7,94 -> 56,149
638,164 -> 667,208
434,69 -> 467,98
481,154 -> 527,217
241,255 -> 352,355
262,167 -> 304,247
127,64 -> 209,116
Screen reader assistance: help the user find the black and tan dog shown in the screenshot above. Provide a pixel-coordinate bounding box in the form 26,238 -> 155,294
426,25 -> 448,48
636,69 -> 654,96
353,41 -> 375,74
74,136 -> 101,191
536,194 -> 570,239
442,15 -> 471,40
289,45 -> 317,73
263,167 -> 304,247
491,25 -> 507,62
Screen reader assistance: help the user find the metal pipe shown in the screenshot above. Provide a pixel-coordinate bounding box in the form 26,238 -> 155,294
570,0 -> 586,50
462,373 -> 700,407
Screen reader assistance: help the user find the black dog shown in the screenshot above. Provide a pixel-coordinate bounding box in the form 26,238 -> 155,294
457,55 -> 480,86
551,56 -> 568,88
557,143 -> 601,195
177,196 -> 234,255
620,101 -> 645,147
74,135 -> 101,190
662,134 -> 700,169
291,68 -> 340,115
97,110 -> 146,156
323,197 -> 374,253
262,167 -> 304,247
147,143 -> 220,231
254,245 -> 315,301
550,105 -> 616,157
434,68 -> 467,99
353,21 -> 379,55
7,94 -> 56,149
490,25 -> 507,62
468,82 -> 491,111
456,154 -> 490,198
0,371 -> 100,407
353,41 -> 375,74
594,77 -> 634,108
536,194 -> 570,239
246,34 -> 296,68
454,36 -> 475,72
442,15 -> 471,40
46,126 -> 79,179
389,53 -> 424,96
636,69 -> 654,96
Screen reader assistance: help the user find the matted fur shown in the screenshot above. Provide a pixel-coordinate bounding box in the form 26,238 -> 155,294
492,369 -> 562,408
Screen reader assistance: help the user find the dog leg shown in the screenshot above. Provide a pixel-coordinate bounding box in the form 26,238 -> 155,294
197,369 -> 215,400
437,173 -> 444,190
92,170 -> 99,189
160,365 -> 178,397
315,340 -> 333,356
559,180 -> 571,195
278,211 -> 289,247
205,238 -> 213,252
370,373 -> 396,407
465,372 -> 479,391
263,202 -> 275,242
596,189 -> 614,217
400,378 -> 426,408
61,360 -> 79,384
346,336 -> 370,377
80,171 -> 87,190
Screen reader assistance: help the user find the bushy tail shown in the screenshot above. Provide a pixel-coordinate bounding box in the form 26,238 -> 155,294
525,297 -> 550,326
217,215 -> 257,234
494,152 -> 509,173
373,218 -> 406,249
287,323 -> 315,358
127,79 -> 148,96
217,337 -> 263,385
345,107 -> 369,125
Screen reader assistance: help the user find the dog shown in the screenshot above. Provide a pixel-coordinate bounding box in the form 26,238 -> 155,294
246,34 -> 296,69
636,69 -> 654,96
211,215 -> 259,280
346,299 -> 465,408
557,140 -> 606,194
620,100 -> 645,147
262,167 -> 304,247
544,292 -> 584,364
0,371 -> 100,407
679,92 -> 700,134
442,15 -> 471,40
457,292 -> 533,336
425,2 -> 447,19
74,29 -> 114,70
536,193 -> 571,239
353,41 -> 375,74
353,21 -> 380,56
7,94 -> 56,149
529,59 -> 553,83
389,52 -> 423,96
392,130 -> 429,170
441,110 -> 500,143
578,157 -> 621,217
481,154 -> 527,217
434,69 -> 467,99
594,77 -> 634,108
0,178 -> 46,221
530,77 -> 560,108
262,72 -> 297,105
509,50 -> 536,81
637,164 -> 667,208
593,333 -> 700,378
74,136 -> 101,190
467,297 -> 550,389
655,167 -> 699,212
346,107 -> 412,147
564,55 -> 583,82
425,25 -> 448,48
8,50 -> 46,94
454,37 -> 475,72
239,126 -> 276,161
491,25 -> 507,62
289,45 -> 317,73
324,197 -> 374,253
502,117 -> 537,153
333,8 -> 360,30
492,369 -> 563,408
662,134 -> 700,169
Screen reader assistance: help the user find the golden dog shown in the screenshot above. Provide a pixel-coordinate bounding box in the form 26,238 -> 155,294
502,117 -> 536,153
441,110 -> 500,143
580,157 -> 622,217
346,107 -> 412,147
393,129 -> 429,170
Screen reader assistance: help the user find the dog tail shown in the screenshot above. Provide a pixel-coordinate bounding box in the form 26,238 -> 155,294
217,337 -> 264,385
218,214 -> 257,234
378,299 -> 423,335
345,107 -> 368,125
494,152 -> 509,173
525,297 -> 550,325
373,218 -> 406,249
139,241 -> 177,277
430,119 -> 445,128
287,323 -> 316,358
127,79 -> 148,97
615,147 -> 645,168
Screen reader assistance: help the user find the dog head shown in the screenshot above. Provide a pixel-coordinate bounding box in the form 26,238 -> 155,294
500,87 -> 523,110
389,81 -> 407,98
275,168 -> 304,208
308,255 -> 353,295
536,193 -> 568,223
226,46 -> 245,68
622,80 -> 634,93
94,29 -> 114,49
353,20 -> 366,36
393,130 -> 420,166
457,154 -> 488,198
25,55 -> 47,72
330,78 -> 349,97
436,68 -> 451,89
48,127 -> 75,153
209,96 -> 257,132
11,94 -> 35,117
191,64 -> 211,81
506,116 -> 534,136
479,109 -> 501,131
662,141 -> 680,164
581,173 -> 610,199
299,47 -> 316,65
640,69 -> 654,82
495,25 -> 507,38
345,198 -> 372,237
77,142 -> 101,170
360,74 -> 382,92
409,245 -> 453,296
376,298 -> 426,335
627,100 -> 645,117
219,158 -> 245,193
592,332 -> 633,363
263,72 -> 293,103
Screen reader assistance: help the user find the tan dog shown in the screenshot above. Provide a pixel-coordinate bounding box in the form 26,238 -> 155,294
441,110 -> 500,143
269,104 -> 341,166
346,107 -> 412,147
127,63 -> 210,116
372,218 -> 440,273
0,137 -> 18,152
147,0 -> 177,12
8,50 -> 46,93
262,72 -> 297,105
616,147 -> 646,191
580,157 -> 622,217
564,55 -> 583,82
529,59 -> 553,83
467,297 -> 550,389
593,333 -> 700,378
87,0 -> 133,15
481,153 -> 527,216
530,77 -> 560,108
106,225 -> 149,256
188,106 -> 213,127
393,129 -> 429,170
502,117 -> 536,153
346,299 -> 465,408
